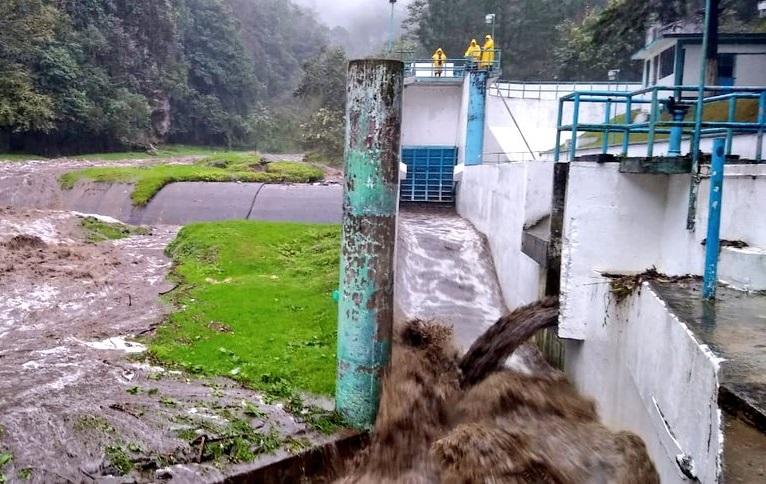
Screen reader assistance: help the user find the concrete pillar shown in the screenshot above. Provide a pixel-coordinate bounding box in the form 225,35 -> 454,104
464,70 -> 488,166
336,59 -> 403,429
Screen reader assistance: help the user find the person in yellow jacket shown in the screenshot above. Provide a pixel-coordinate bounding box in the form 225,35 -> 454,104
432,48 -> 446,77
481,34 -> 495,70
464,39 -> 481,70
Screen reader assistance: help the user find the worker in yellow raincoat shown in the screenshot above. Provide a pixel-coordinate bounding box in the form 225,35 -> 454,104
481,34 -> 495,70
432,48 -> 446,77
464,39 -> 481,70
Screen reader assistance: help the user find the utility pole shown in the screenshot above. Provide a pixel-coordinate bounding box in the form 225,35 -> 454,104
336,59 -> 403,429
485,13 -> 496,38
388,0 -> 397,53
704,0 -> 720,86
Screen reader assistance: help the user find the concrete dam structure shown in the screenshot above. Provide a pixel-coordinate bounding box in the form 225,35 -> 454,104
397,49 -> 766,482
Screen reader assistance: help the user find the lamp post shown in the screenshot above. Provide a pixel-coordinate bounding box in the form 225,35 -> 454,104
485,13 -> 496,39
388,0 -> 397,53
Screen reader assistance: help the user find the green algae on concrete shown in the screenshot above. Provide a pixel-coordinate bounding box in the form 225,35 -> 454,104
336,59 -> 403,429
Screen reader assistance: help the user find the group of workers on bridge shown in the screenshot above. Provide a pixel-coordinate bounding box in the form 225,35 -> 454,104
431,35 -> 495,77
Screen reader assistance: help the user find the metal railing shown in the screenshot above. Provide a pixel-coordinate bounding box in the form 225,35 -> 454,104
490,81 -> 642,100
402,50 -> 502,80
553,85 -> 766,163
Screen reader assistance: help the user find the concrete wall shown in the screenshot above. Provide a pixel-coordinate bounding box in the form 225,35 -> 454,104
401,84 -> 462,147
681,44 -> 766,86
560,162 -> 766,337
456,162 -> 553,309
564,282 -> 722,484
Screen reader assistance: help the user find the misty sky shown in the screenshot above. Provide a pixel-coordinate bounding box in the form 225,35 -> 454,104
294,0 -> 412,31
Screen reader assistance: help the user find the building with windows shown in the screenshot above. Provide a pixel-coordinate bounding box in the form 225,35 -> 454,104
633,21 -> 766,87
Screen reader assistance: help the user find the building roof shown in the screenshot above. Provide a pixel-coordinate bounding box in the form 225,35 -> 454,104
633,31 -> 766,60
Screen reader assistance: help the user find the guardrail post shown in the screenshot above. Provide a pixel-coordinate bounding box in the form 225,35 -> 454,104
757,91 -> 765,162
336,59 -> 402,429
668,107 -> 688,156
465,70 -> 489,166
703,138 -> 726,300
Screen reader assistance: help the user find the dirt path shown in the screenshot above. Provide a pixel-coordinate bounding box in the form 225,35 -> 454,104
0,208 -> 335,483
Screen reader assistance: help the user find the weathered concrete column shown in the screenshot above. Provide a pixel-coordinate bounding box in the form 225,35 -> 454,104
465,70 -> 489,166
336,59 -> 403,429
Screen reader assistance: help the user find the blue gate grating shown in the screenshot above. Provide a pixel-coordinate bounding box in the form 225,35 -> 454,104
400,146 -> 458,203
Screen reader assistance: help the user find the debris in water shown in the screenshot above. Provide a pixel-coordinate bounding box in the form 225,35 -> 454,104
338,299 -> 660,483
603,267 -> 694,303
3,234 -> 47,250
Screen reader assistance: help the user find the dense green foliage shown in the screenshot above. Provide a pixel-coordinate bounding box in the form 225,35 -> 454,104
406,0 -> 765,81
0,0 -> 336,155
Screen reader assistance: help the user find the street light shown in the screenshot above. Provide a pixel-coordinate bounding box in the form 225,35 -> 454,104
388,0 -> 397,53
485,13 -> 496,39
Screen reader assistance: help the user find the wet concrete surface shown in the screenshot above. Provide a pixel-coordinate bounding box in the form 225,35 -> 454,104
651,279 -> 766,429
395,205 -> 545,373
0,208 -> 338,483
0,158 -> 343,226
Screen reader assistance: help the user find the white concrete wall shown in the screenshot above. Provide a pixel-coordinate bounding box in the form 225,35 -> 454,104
456,162 -> 553,309
561,162 -> 766,337
484,93 -> 617,159
564,282 -> 722,484
401,84 -> 462,147
456,76 -> 471,166
681,43 -> 766,86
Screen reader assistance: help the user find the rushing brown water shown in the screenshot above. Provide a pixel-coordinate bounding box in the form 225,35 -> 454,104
337,299 -> 660,483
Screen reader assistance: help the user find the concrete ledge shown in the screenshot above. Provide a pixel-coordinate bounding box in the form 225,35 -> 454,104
718,245 -> 766,292
619,156 -> 692,174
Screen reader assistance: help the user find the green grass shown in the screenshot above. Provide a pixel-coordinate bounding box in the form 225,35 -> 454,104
581,99 -> 760,149
80,216 -> 149,242
59,154 -> 324,206
148,221 -> 340,398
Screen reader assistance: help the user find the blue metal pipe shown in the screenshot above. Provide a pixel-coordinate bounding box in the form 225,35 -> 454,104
554,98 -> 564,161
668,109 -> 687,156
569,93 -> 581,161
647,90 -> 659,157
703,138 -> 726,300
465,70 -> 488,166
757,91 -> 766,162
622,96 -> 632,156
602,99 -> 611,154
725,96 -> 736,155
337,59 -> 402,429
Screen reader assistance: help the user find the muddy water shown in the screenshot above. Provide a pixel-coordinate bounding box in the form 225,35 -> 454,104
339,300 -> 660,483
395,206 -> 545,374
0,208 -> 333,483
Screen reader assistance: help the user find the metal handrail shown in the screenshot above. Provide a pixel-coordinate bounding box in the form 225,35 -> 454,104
404,49 -> 502,79
553,85 -> 766,163
490,81 -> 642,100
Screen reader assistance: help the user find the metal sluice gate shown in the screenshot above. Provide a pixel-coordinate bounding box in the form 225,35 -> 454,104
399,146 -> 457,203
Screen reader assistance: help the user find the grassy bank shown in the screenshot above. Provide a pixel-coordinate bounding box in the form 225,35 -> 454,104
149,221 -> 340,399
59,153 -> 323,206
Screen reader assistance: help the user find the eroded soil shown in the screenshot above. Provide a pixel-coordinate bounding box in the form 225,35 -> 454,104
0,208 -> 335,483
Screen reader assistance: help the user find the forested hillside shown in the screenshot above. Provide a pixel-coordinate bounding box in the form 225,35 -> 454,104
405,0 -> 765,81
0,0 -> 336,155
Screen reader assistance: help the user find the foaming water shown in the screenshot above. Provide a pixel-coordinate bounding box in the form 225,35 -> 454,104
337,300 -> 660,483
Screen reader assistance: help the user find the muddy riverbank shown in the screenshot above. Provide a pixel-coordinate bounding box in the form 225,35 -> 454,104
0,208 -> 339,483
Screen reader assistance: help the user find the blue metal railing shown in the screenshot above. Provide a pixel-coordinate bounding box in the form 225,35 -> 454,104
402,50 -> 502,80
553,85 -> 766,163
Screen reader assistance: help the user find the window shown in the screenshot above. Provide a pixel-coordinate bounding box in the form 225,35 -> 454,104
652,55 -> 659,85
718,53 -> 736,86
659,46 -> 675,79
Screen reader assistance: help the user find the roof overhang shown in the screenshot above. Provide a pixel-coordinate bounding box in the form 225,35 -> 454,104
632,33 -> 766,60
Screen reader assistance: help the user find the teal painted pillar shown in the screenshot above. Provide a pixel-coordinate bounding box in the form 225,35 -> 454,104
465,70 -> 488,166
336,59 -> 403,429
